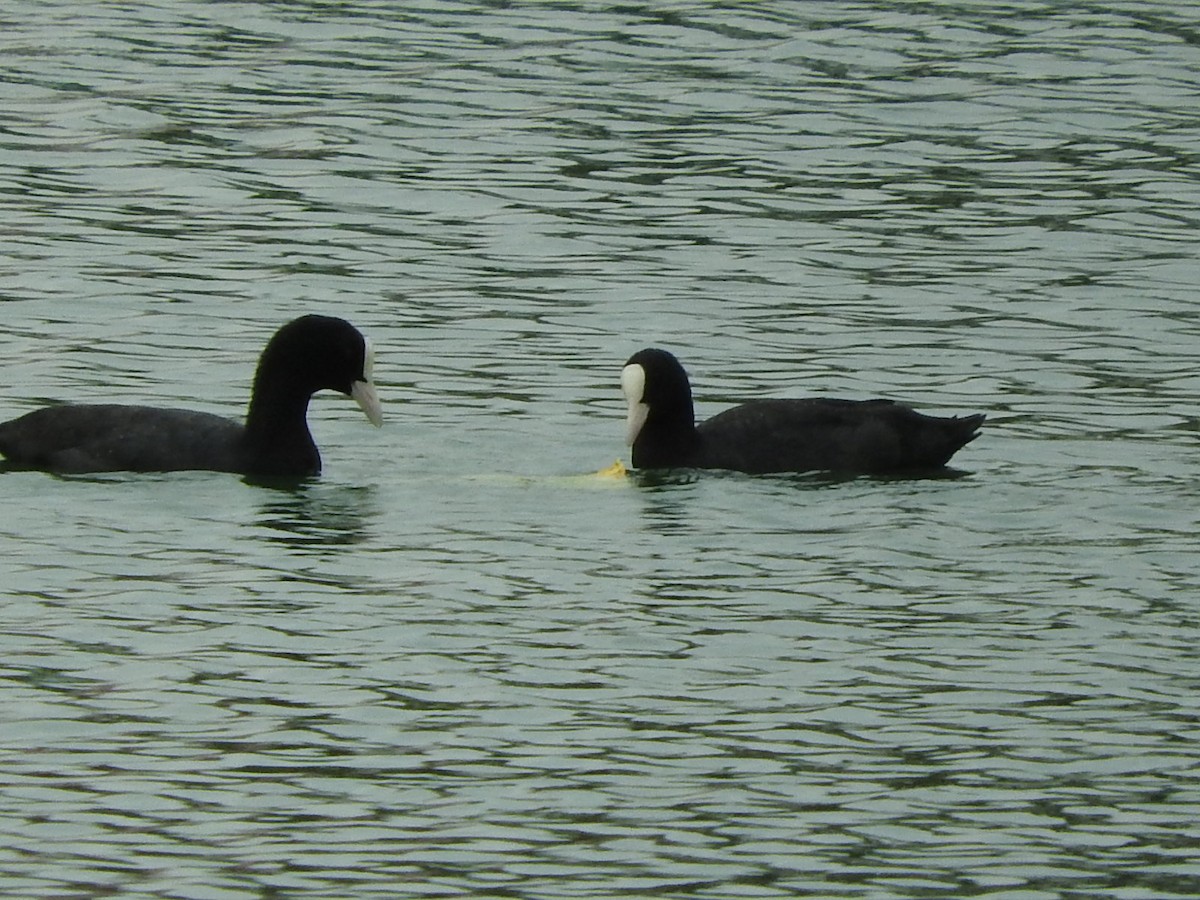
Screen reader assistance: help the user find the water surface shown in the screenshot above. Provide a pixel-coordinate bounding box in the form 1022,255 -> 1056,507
1,2 -> 1198,897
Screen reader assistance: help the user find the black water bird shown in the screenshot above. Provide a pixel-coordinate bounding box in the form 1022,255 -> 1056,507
621,348 -> 983,475
0,315 -> 382,477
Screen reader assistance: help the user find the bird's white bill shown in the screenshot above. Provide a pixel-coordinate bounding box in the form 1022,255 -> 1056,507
351,379 -> 383,427
361,337 -> 375,381
352,339 -> 383,427
621,363 -> 649,446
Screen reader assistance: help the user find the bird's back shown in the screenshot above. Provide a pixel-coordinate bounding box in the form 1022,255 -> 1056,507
0,405 -> 246,473
695,398 -> 983,474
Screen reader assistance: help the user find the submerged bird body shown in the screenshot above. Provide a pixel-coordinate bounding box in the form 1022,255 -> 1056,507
0,406 -> 249,474
622,348 -> 983,475
0,315 -> 382,477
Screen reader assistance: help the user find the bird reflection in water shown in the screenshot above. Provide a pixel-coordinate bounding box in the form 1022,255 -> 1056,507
252,482 -> 379,550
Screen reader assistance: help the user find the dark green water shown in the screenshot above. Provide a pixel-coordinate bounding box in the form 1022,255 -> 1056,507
1,2 -> 1198,897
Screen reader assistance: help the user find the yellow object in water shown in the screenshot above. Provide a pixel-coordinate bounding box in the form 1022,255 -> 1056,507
595,459 -> 627,478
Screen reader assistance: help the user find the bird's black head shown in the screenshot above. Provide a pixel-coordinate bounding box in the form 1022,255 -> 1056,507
621,348 -> 696,456
252,315 -> 382,426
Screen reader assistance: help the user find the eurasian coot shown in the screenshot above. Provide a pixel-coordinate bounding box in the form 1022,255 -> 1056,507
0,315 -> 382,477
621,348 -> 983,474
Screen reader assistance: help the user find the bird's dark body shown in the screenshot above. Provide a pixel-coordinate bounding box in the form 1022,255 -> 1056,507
0,315 -> 377,478
0,405 -> 318,476
623,348 -> 984,475
634,398 -> 983,474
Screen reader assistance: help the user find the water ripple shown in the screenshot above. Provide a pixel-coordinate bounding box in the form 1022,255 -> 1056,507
2,1 -> 1199,897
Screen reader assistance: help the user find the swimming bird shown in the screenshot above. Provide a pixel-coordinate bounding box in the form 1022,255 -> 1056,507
0,314 -> 382,477
621,348 -> 983,474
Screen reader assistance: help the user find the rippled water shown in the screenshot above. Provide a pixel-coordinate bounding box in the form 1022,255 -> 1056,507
2,1 -> 1199,897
